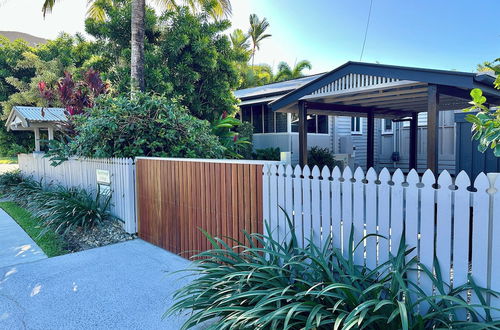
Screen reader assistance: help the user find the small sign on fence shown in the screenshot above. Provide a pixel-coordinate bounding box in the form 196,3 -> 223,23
96,169 -> 111,185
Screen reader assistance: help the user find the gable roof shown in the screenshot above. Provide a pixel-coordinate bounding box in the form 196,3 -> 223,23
6,106 -> 67,131
268,61 -> 500,112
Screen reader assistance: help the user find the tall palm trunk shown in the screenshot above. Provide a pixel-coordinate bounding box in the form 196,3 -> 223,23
131,0 -> 145,92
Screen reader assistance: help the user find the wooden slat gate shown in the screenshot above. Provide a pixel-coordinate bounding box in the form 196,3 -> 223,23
136,158 -> 276,257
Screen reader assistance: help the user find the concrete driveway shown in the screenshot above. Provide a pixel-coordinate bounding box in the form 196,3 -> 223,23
0,239 -> 206,330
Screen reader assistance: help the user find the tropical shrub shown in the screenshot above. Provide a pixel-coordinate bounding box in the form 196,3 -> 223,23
45,93 -> 225,163
0,170 -> 23,194
252,147 -> 280,161
308,146 -> 341,169
236,121 -> 253,159
29,185 -> 115,236
211,114 -> 251,159
166,216 -> 500,329
464,60 -> 500,156
6,175 -> 115,236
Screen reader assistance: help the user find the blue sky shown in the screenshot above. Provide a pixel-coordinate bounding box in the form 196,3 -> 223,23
231,0 -> 500,74
1,0 -> 499,74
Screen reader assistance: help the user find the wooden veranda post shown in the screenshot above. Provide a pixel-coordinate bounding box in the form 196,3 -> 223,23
366,111 -> 375,169
298,101 -> 308,167
409,112 -> 418,170
427,84 -> 439,174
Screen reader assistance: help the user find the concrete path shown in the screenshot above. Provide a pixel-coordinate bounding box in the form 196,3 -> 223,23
0,239 -> 207,330
0,209 -> 47,269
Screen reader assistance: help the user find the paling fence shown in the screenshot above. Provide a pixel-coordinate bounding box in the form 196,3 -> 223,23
263,164 -> 500,316
18,153 -> 137,233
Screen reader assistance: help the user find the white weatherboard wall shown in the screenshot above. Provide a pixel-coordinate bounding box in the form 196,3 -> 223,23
263,164 -> 500,317
18,154 -> 137,233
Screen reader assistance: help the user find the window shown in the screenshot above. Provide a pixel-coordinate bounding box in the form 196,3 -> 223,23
382,119 -> 393,134
291,114 -> 329,134
351,117 -> 362,134
252,105 -> 263,133
275,112 -> 287,132
264,106 -> 275,133
242,105 -> 289,134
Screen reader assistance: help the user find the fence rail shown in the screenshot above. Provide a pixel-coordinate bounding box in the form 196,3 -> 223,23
18,153 -> 137,233
263,165 -> 500,317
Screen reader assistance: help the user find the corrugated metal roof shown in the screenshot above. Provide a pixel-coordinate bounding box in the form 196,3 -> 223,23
233,73 -> 325,100
238,95 -> 279,106
13,106 -> 67,122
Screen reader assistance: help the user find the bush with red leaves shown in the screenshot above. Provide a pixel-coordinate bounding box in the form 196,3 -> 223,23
39,69 -> 109,116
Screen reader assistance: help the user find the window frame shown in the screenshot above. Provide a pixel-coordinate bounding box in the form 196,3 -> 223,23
290,113 -> 330,135
351,117 -> 363,135
382,118 -> 393,134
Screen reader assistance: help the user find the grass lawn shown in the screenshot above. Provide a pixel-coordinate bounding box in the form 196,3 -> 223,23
0,201 -> 68,257
0,157 -> 17,164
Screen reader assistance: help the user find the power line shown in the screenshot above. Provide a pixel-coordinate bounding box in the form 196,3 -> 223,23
359,0 -> 373,61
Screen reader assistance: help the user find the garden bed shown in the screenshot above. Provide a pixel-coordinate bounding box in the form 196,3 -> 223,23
0,171 -> 134,256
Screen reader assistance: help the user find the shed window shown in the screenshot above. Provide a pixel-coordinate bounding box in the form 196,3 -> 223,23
351,117 -> 362,134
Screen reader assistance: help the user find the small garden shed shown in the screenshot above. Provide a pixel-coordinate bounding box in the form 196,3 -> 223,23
5,106 -> 67,152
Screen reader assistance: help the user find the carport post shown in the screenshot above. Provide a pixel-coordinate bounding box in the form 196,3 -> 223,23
298,101 -> 308,167
366,111 -> 375,169
409,112 -> 418,170
427,84 -> 439,174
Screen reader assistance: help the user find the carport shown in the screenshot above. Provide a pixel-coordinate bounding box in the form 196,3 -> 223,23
268,62 -> 500,173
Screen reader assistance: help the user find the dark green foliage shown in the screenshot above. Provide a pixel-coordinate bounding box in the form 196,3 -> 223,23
236,121 -> 253,159
46,93 -> 225,161
29,185 -> 115,236
0,170 -> 23,194
308,146 -> 341,169
252,147 -> 280,161
6,175 -> 115,236
211,115 -> 250,159
166,215 -> 500,329
86,2 -> 239,121
155,8 -> 239,121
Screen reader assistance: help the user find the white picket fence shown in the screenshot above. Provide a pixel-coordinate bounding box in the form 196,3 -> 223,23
262,165 -> 500,316
18,154 -> 137,233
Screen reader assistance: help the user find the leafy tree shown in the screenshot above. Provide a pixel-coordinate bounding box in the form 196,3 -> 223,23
155,8 -> 239,120
87,3 -> 239,120
248,14 -> 271,67
237,64 -> 273,88
274,60 -> 312,82
46,93 -> 225,162
464,59 -> 500,156
43,0 -> 232,92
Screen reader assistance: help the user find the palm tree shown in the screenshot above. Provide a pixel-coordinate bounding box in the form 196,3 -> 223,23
41,0 -> 232,92
248,14 -> 271,67
230,29 -> 251,62
274,60 -> 312,82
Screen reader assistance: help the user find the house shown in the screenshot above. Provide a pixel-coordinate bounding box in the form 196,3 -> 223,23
234,62 -> 500,174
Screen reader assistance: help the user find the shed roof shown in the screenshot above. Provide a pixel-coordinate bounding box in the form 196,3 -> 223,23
6,106 -> 67,131
234,73 -> 325,101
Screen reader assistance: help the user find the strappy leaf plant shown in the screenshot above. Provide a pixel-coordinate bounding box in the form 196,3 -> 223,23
166,211 -> 500,329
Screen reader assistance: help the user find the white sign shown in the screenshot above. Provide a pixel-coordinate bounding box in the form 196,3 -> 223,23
96,169 -> 111,185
